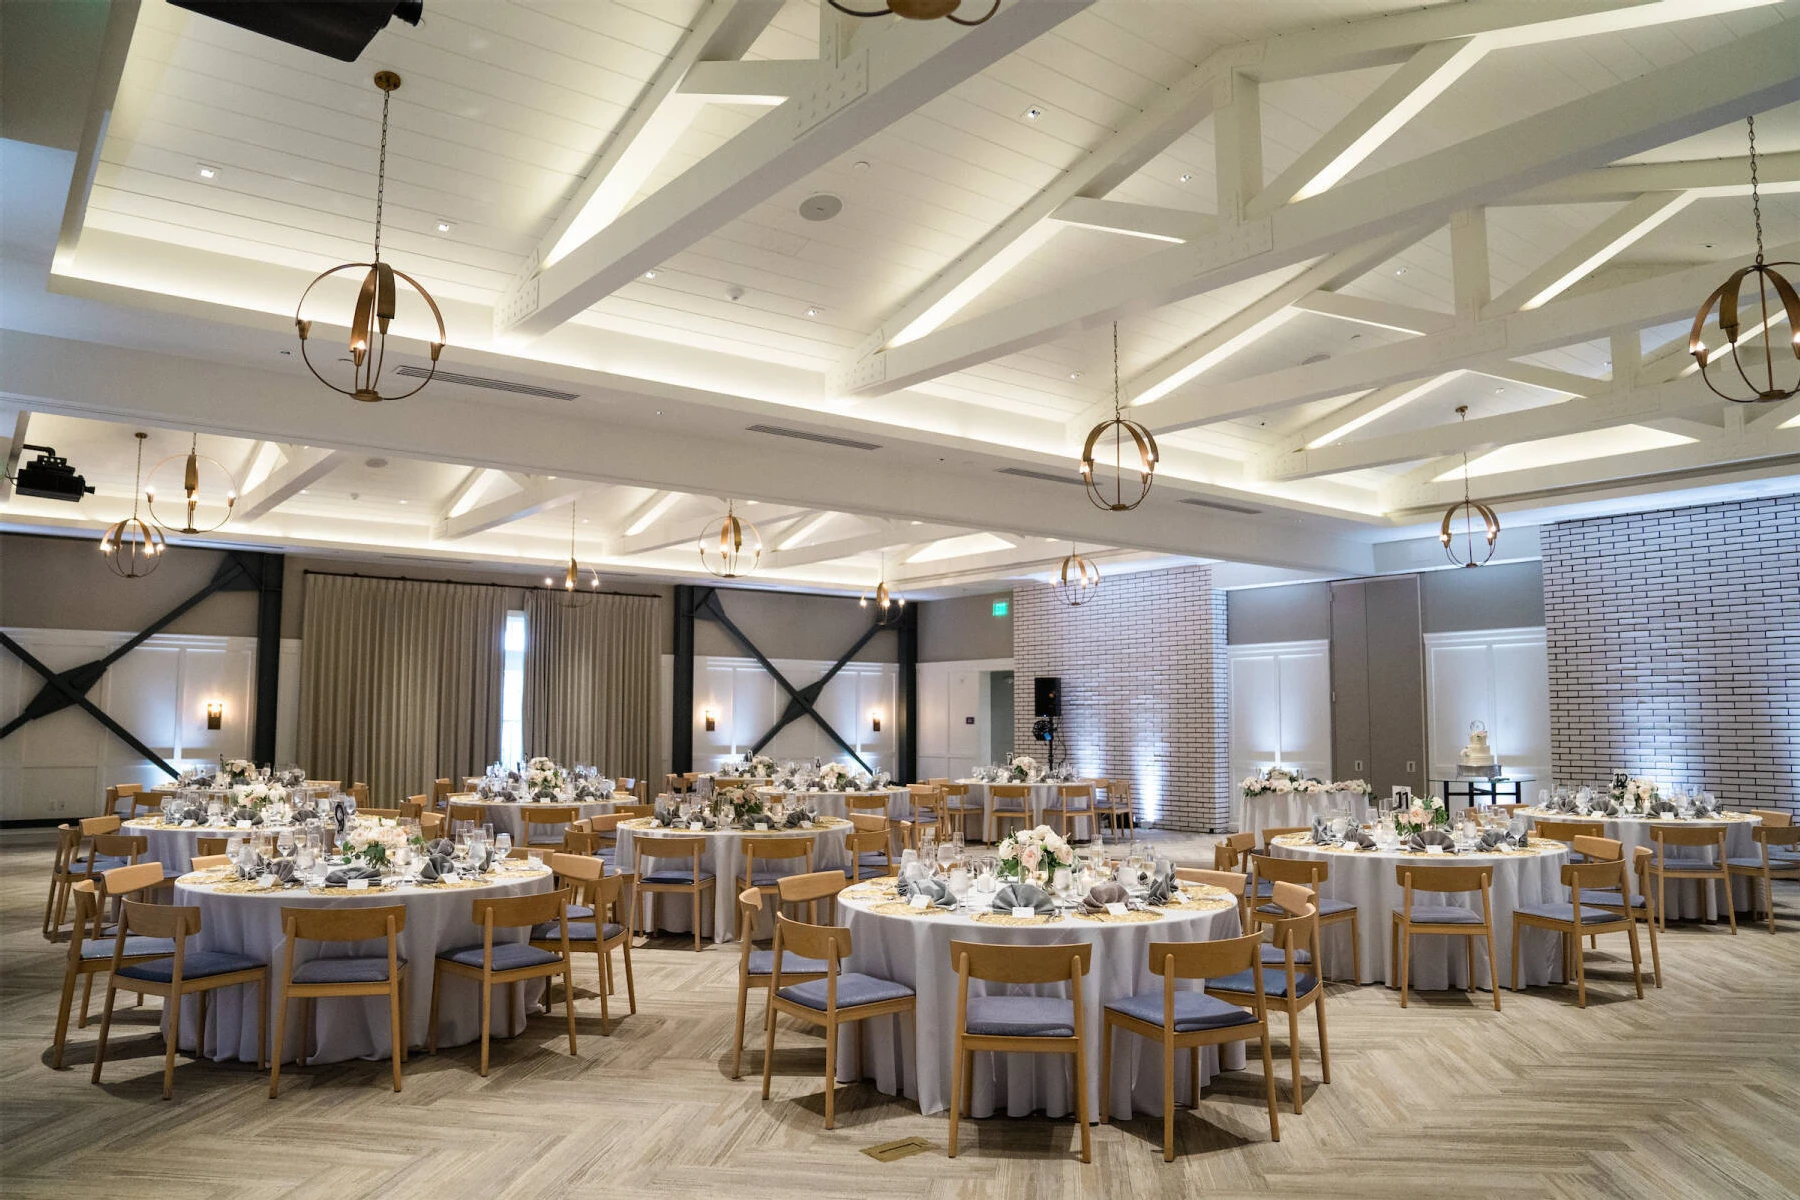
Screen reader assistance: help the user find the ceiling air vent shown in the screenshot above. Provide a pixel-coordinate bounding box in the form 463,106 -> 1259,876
995,466 -> 1083,486
745,424 -> 881,451
1181,495 -> 1260,515
394,365 -> 578,401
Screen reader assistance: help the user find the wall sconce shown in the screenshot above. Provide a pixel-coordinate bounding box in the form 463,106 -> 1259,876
870,711 -> 882,733
703,707 -> 716,732
205,699 -> 223,730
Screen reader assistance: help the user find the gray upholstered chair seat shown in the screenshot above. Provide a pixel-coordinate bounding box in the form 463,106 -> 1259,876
1105,989 -> 1257,1032
964,994 -> 1075,1037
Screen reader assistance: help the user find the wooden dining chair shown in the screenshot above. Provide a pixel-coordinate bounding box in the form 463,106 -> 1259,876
399,795 -> 428,820
843,828 -> 893,881
1511,848 -> 1644,1007
1258,826 -> 1309,852
106,783 -> 153,819
52,864 -> 174,1069
350,783 -> 370,808
1042,783 -> 1095,842
613,803 -> 654,819
432,778 -> 454,811
1727,825 -> 1800,933
761,913 -> 915,1129
533,855 -> 636,1030
1390,863 -> 1501,1011
1534,818 -> 1606,858
940,783 -> 979,842
1208,880 -> 1329,1113
524,805 -> 581,848
270,904 -> 408,1096
1576,842 -> 1661,987
588,812 -> 624,868
446,802 -> 488,829
44,824 -> 84,940
987,784 -> 1032,843
357,807 -> 404,822
1251,853 -> 1360,982
731,888 -> 826,1079
430,888 -> 578,1076
418,812 -> 445,838
1648,824 -> 1735,933
91,897 -> 269,1099
189,854 -> 232,871
1750,808 -> 1793,829
907,784 -> 946,844
1098,778 -> 1136,838
1176,867 -> 1250,931
742,836 -> 816,911
1101,932 -> 1279,1158
635,836 -> 715,952
948,939 -> 1093,1161
1214,831 -> 1257,872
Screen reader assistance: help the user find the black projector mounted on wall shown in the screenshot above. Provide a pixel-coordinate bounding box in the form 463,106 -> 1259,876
168,1 -> 423,62
12,446 -> 94,503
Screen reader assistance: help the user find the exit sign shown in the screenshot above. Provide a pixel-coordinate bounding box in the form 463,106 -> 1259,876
991,600 -> 1009,617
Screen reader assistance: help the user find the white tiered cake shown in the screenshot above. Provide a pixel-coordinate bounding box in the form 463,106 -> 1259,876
1457,721 -> 1500,777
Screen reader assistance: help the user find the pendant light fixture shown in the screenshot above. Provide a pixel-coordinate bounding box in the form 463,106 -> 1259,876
1689,115 -> 1798,404
826,0 -> 999,24
99,432 -> 165,579
1079,323 -> 1158,511
543,502 -> 600,607
146,432 -> 237,535
1052,543 -> 1101,607
859,554 -> 906,625
699,499 -> 761,579
295,71 -> 445,402
1440,406 -> 1498,568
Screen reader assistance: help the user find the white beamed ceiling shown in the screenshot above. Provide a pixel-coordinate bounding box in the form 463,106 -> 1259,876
4,0 -> 1799,596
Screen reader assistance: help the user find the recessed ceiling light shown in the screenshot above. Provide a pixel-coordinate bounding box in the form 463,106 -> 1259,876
1494,387 -> 1506,394
1068,371 -> 1082,380
852,160 -> 870,171
1394,266 -> 1407,276
398,498 -> 408,504
805,306 -> 821,318
1023,106 -> 1043,121
1179,172 -> 1193,183
298,489 -> 309,495
196,163 -> 220,180
655,410 -> 663,416
365,457 -> 388,469
435,220 -> 453,233
643,269 -> 658,279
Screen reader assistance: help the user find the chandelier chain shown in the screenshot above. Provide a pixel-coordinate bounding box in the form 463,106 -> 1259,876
1111,323 -> 1122,417
1748,114 -> 1764,265
374,85 -> 391,262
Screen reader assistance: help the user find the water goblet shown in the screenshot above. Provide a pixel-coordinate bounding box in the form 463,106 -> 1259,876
495,832 -> 513,859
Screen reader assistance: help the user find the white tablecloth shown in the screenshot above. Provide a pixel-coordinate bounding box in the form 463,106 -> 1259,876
834,889 -> 1244,1119
1268,836 -> 1569,991
1521,809 -> 1760,919
958,780 -> 1100,842
455,798 -> 615,845
614,819 -> 852,944
1235,789 -> 1371,841
753,788 -> 908,822
169,862 -> 554,1064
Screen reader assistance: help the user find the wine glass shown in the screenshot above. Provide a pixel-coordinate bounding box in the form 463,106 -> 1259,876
495,831 -> 513,860
936,839 -> 956,874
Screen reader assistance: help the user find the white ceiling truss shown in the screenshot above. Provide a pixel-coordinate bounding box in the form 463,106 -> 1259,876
2,0 -> 1797,598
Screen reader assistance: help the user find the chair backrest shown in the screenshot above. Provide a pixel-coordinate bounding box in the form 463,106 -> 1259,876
350,783 -> 370,806
80,814 -> 123,837
433,778 -> 453,804
949,938 -> 1092,985
1650,824 -> 1728,852
51,823 -> 81,872
358,807 -> 404,821
772,913 -> 850,971
1055,783 -> 1093,804
89,833 -> 147,863
1259,825 -> 1308,847
282,903 -> 407,943
401,795 -> 428,818
1147,931 -> 1263,983
447,802 -> 488,825
845,794 -> 890,814
419,812 -> 445,837
908,784 -> 945,817
736,886 -> 764,944
1215,830 -> 1256,870
614,804 -> 654,818
1175,867 -> 1247,916
471,886 -> 572,933
562,829 -> 603,855
1750,808 -> 1793,828
847,812 -> 890,833
613,777 -> 636,794
1536,818 -> 1605,844
525,806 -> 580,834
845,829 -> 889,859
590,813 -> 625,833
638,835 -> 706,864
1262,880 -> 1320,962
943,782 -> 970,801
190,853 -> 233,871
746,836 -> 814,868
1571,834 -> 1623,862
776,868 -> 848,907
1251,852 -> 1329,887
196,836 -> 228,857
117,897 -> 201,941
1563,856 -> 1629,900
990,784 -> 1030,802
1395,864 -> 1493,919
548,850 -> 604,894
1753,825 -> 1800,853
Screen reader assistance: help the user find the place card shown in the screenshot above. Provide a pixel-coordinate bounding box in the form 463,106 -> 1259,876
348,879 -> 370,890
1011,906 -> 1035,919
257,874 -> 277,889
236,820 -> 253,829
688,821 -> 704,831
909,893 -> 931,909
1426,844 -> 1444,855
1105,901 -> 1129,916
754,821 -> 770,831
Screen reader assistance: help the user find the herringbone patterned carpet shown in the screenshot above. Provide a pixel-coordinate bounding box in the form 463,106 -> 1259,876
2,838 -> 1796,1199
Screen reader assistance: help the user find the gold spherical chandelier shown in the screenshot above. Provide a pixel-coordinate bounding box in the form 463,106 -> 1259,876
99,432 -> 165,579
699,499 -> 761,579
826,0 -> 998,24
1688,115 -> 1798,405
146,432 -> 237,535
543,503 -> 600,607
859,555 -> 905,625
1079,323 -> 1159,512
1052,544 -> 1101,607
1440,406 -> 1498,568
295,71 -> 445,403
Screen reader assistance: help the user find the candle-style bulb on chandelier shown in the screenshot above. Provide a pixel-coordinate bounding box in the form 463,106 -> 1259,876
699,499 -> 761,579
1440,406 -> 1498,568
1689,115 -> 1799,404
1079,323 -> 1158,511
826,0 -> 999,25
544,502 -> 600,607
859,554 -> 905,625
1052,543 -> 1101,607
295,71 -> 445,402
146,432 -> 237,535
99,431 -> 165,579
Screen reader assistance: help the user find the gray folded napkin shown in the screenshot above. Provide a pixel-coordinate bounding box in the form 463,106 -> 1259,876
1647,799 -> 1677,816
992,881 -> 1055,914
1342,828 -> 1376,850
425,838 -> 457,858
1143,867 -> 1177,906
229,806 -> 263,827
166,803 -> 202,825
780,807 -> 817,829
290,806 -> 319,824
896,876 -> 957,908
1552,796 -> 1579,814
1477,829 -> 1505,851
652,804 -> 684,827
1407,830 -> 1457,853
1310,818 -> 1335,845
1080,881 -> 1132,914
1690,798 -> 1715,817
235,854 -> 267,881
1508,830 -> 1531,849
418,853 -> 456,883
323,864 -> 381,887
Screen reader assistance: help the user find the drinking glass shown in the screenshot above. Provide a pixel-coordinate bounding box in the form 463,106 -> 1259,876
495,832 -> 513,859
277,828 -> 295,858
946,867 -> 970,903
482,823 -> 495,844
936,840 -> 956,873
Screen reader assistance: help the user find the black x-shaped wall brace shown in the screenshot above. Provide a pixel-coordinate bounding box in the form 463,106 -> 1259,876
671,585 -> 917,781
1,549 -> 284,778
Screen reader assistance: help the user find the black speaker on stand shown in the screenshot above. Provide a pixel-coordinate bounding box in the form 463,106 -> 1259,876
1032,676 -> 1061,768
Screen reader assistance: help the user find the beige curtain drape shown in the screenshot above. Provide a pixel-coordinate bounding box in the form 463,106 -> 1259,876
521,590 -> 658,783
299,574 -> 506,804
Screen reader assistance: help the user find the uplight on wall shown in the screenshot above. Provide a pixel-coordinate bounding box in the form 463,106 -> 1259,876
870,711 -> 883,733
205,700 -> 224,730
703,707 -> 716,732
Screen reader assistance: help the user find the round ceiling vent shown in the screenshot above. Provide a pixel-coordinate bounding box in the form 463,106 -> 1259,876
799,193 -> 843,222
365,456 -> 389,469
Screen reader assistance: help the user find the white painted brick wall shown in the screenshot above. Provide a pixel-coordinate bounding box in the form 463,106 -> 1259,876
1542,493 -> 1799,818
1012,564 -> 1230,832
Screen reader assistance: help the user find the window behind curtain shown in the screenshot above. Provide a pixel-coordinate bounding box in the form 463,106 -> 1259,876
500,609 -> 527,767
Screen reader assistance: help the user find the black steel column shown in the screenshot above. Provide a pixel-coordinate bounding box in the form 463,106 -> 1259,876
250,552 -> 284,765
897,602 -> 918,784
671,584 -> 697,773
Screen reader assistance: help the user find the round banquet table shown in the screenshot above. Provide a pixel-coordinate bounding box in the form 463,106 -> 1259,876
1267,833 -> 1569,991
752,787 -> 908,822
833,881 -> 1245,1120
1520,808 -> 1760,919
614,817 -> 852,944
1236,789 -> 1372,842
450,795 -> 615,845
123,816 -> 268,875
958,780 -> 1102,843
168,859 -> 554,1064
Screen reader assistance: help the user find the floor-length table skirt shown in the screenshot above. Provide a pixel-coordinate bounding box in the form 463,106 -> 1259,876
1268,837 -> 1570,991
457,798 -> 615,845
958,781 -> 1101,843
168,863 -> 554,1064
752,788 -> 908,822
1520,810 -> 1760,919
614,820 -> 852,944
1235,790 -> 1370,842
126,819 -> 285,875
834,893 -> 1244,1120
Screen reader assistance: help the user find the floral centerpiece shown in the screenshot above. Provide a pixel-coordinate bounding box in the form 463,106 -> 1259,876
229,780 -> 289,810
1613,775 -> 1662,813
1392,793 -> 1448,836
524,756 -> 566,800
718,754 -> 777,779
1241,768 -> 1375,797
1008,754 -> 1038,783
711,783 -> 766,828
997,824 -> 1074,886
815,762 -> 856,791
220,757 -> 259,786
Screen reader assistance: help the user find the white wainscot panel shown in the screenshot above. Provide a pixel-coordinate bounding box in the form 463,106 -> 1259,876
1424,628 -> 1550,786
1228,640 -> 1331,831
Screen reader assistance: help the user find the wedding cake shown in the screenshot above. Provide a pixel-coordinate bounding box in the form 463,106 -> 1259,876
1457,721 -> 1499,777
